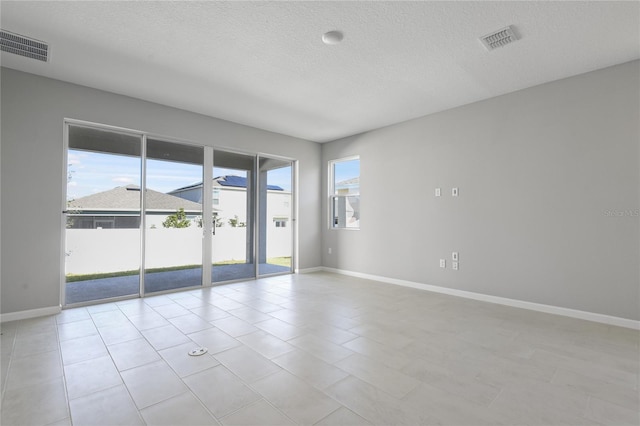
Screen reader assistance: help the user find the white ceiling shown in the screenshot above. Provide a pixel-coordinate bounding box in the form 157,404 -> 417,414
1,1 -> 639,143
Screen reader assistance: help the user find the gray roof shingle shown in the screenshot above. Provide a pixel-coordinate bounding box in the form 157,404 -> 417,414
68,185 -> 202,212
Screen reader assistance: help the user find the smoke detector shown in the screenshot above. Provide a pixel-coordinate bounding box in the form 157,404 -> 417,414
480,26 -> 518,51
0,29 -> 49,62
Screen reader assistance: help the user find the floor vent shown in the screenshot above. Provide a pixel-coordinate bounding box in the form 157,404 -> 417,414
1,29 -> 49,62
480,26 -> 518,51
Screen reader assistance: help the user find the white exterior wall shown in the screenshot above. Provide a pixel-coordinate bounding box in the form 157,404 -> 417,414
66,226 -> 291,274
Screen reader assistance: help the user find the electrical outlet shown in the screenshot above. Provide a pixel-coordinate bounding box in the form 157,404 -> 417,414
440,259 -> 446,268
435,188 -> 441,197
452,261 -> 459,270
452,252 -> 458,261
452,187 -> 459,197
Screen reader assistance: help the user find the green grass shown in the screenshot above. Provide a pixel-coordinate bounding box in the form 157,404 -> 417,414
66,264 -> 202,282
266,257 -> 291,267
66,257 -> 292,282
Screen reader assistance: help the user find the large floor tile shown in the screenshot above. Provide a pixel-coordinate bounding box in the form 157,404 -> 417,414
188,327 -> 241,354
159,342 -> 220,377
64,355 -> 122,400
272,348 -> 349,390
57,319 -> 98,342
107,337 -> 161,371
324,376 -> 425,425
5,349 -> 63,391
251,369 -> 341,424
237,330 -> 295,359
60,334 -> 108,365
211,316 -> 258,337
190,305 -> 231,321
552,367 -> 640,411
97,323 -> 143,346
254,318 -> 306,340
90,310 -> 130,328
13,329 -> 59,355
584,395 -> 640,426
314,406 -> 373,426
128,312 -> 170,331
152,303 -> 191,319
140,391 -> 220,425
489,380 -> 591,424
402,383 -> 521,425
215,345 -> 281,382
220,399 -> 295,426
343,336 -> 412,370
183,365 -> 261,418
228,306 -> 272,324
288,334 -> 354,364
335,353 -> 420,399
55,307 -> 91,324
1,378 -> 69,426
121,360 -> 187,409
69,384 -> 144,425
141,324 -> 191,350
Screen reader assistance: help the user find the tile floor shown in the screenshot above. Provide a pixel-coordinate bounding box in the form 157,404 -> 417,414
1,272 -> 638,425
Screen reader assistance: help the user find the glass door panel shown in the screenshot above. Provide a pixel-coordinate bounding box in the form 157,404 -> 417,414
212,150 -> 256,283
144,139 -> 204,294
258,157 -> 293,276
65,125 -> 142,305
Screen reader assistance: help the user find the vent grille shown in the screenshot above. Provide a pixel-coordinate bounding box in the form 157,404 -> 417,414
1,30 -> 49,62
480,26 -> 518,51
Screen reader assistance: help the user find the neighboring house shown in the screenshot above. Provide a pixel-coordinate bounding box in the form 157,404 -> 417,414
67,185 -> 203,229
334,177 -> 360,226
170,175 -> 291,229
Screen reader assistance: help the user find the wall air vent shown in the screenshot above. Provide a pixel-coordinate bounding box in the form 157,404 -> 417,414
480,26 -> 518,51
0,29 -> 49,62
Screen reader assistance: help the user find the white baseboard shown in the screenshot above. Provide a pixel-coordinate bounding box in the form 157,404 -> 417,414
297,267 -> 324,274
0,306 -> 61,323
322,267 -> 640,330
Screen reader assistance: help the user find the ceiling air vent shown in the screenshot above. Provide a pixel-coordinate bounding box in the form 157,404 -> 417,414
480,26 -> 518,51
0,29 -> 49,62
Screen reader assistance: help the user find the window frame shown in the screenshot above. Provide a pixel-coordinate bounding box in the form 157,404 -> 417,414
328,155 -> 360,230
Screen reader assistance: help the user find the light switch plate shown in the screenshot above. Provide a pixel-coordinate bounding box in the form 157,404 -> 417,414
452,187 -> 459,197
452,252 -> 458,261
435,188 -> 441,197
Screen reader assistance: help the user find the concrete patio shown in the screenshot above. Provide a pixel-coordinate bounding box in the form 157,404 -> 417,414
65,263 -> 290,304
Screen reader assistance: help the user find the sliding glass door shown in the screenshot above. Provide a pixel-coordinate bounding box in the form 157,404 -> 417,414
144,139 -> 204,294
211,150 -> 256,283
64,125 -> 143,305
258,156 -> 294,276
64,121 -> 295,305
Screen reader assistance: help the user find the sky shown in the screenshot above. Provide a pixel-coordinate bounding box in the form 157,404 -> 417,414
333,158 -> 360,184
67,150 -> 293,199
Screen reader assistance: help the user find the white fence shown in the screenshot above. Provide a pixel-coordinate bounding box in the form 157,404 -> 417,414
65,226 -> 291,275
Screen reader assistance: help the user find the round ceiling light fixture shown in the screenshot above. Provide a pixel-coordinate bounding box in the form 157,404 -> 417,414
322,30 -> 344,45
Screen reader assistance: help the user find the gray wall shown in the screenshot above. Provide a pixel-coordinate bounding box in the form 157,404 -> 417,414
322,61 -> 639,321
1,68 -> 322,315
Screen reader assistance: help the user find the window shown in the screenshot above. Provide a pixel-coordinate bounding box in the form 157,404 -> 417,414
329,156 -> 360,229
212,188 -> 220,205
274,218 -> 288,228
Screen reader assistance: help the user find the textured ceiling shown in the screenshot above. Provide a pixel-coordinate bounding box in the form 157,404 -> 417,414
1,1 -> 639,142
